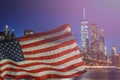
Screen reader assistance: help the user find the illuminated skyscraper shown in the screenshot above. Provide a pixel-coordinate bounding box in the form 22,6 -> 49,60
90,24 -> 99,58
24,29 -> 35,36
81,8 -> 89,53
104,46 -> 107,55
99,29 -> 105,54
0,25 -> 16,40
110,45 -> 118,66
111,45 -> 117,54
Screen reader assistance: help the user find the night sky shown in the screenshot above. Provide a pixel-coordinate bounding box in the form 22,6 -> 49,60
0,0 -> 120,54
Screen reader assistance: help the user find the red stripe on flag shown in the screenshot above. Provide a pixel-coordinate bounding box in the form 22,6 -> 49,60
23,39 -> 76,54
25,46 -> 79,60
2,70 -> 86,80
20,32 -> 72,49
0,54 -> 82,68
0,62 -> 84,74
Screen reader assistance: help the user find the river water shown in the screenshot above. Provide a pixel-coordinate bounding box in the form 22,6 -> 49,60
47,70 -> 120,80
72,70 -> 120,80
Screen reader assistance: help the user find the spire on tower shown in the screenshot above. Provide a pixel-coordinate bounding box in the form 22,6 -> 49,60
12,29 -> 14,32
83,8 -> 86,20
11,29 -> 16,39
4,24 -> 10,39
5,24 -> 8,28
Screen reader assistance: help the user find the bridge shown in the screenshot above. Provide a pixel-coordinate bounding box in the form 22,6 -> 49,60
83,58 -> 112,66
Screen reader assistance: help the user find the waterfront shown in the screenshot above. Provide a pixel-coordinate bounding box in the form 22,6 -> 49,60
47,69 -> 120,80
72,70 -> 120,80
46,69 -> 120,80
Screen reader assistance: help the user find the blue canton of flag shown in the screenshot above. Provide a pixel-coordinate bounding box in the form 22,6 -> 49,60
0,39 -> 24,62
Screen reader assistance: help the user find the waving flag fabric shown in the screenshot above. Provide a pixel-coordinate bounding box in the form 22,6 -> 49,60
0,24 -> 86,80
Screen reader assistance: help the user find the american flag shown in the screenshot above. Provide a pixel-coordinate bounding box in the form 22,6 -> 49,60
0,24 -> 86,80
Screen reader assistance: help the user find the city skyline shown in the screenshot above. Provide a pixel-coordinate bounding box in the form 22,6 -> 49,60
0,0 -> 120,53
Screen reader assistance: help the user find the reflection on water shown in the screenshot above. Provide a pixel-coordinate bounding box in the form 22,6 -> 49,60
72,69 -> 120,80
47,69 -> 120,80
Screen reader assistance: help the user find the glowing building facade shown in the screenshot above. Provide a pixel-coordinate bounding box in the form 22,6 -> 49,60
90,24 -> 99,58
0,25 -> 15,41
99,29 -> 105,54
24,29 -> 35,36
81,8 -> 89,54
111,46 -> 117,54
